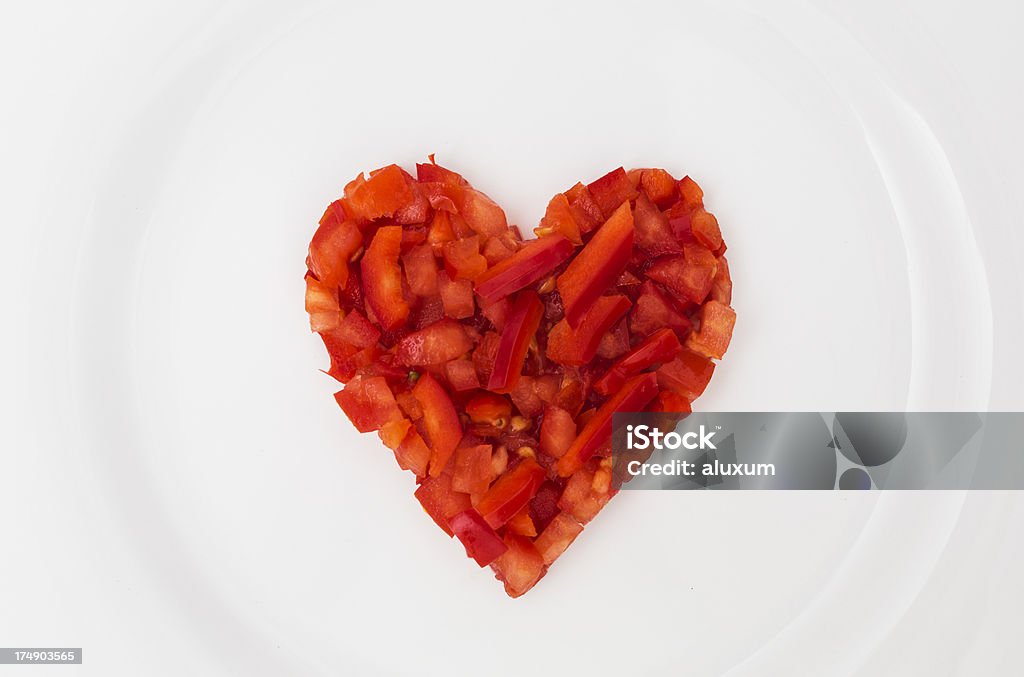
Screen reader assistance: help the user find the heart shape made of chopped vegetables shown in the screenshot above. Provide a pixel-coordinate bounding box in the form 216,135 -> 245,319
304,159 -> 735,597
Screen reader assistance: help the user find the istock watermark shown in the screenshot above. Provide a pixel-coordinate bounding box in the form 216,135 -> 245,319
610,412 -> 1024,490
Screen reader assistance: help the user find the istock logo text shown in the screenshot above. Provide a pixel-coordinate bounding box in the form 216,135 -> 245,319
626,424 -> 717,451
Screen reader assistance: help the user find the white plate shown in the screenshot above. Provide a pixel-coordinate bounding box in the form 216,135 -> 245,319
5,1 -> 1024,675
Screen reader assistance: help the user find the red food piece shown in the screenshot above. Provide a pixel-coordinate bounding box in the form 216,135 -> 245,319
657,349 -> 716,401
379,418 -> 431,477
450,509 -> 508,566
690,208 -> 723,252
539,406 -> 576,458
633,192 -> 681,257
451,444 -> 495,495
587,167 -> 638,218
443,235 -> 488,281
308,202 -> 362,291
438,272 -> 475,319
396,319 -> 472,366
653,390 -> 692,414
305,273 -> 342,332
454,189 -> 508,237
536,193 -> 582,244
343,164 -> 415,222
564,182 -> 603,233
647,243 -> 718,305
685,300 -> 737,360
557,462 -> 611,524
547,295 -> 631,366
594,328 -> 681,396
487,291 -> 543,392
711,256 -> 732,305
476,457 -> 546,529
361,226 -> 409,330
336,309 -> 380,349
466,393 -> 512,426
534,512 -> 584,566
414,468 -> 471,537
491,534 -> 546,598
678,175 -> 704,209
445,359 -> 480,392
412,373 -> 463,477
475,235 -> 575,304
639,168 -> 678,208
557,373 -> 659,477
557,201 -> 634,327
402,244 -> 439,297
629,281 -> 692,339
334,375 -> 403,433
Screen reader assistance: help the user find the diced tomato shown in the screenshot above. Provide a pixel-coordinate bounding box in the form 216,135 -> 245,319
633,192 -> 681,257
427,210 -> 456,250
414,467 -> 471,537
472,331 -> 500,385
657,349 -> 715,401
594,328 -> 681,396
596,319 -> 630,360
475,235 -> 575,304
305,273 -> 342,332
491,534 -> 545,598
487,291 -> 543,392
564,182 -> 603,233
557,201 -> 634,327
438,272 -> 475,319
412,373 -> 464,477
711,255 -> 732,305
647,243 -> 718,304
379,418 -> 431,477
450,509 -> 507,566
394,174 -> 432,225
509,375 -> 544,418
454,188 -> 508,238
396,391 -> 423,420
308,204 -> 363,290
629,281 -> 692,339
361,226 -> 409,330
690,208 -> 723,252
451,444 -> 495,495
396,319 -> 472,366
678,175 -> 704,209
343,164 -> 415,222
335,375 -> 403,433
466,393 -> 512,426
587,167 -> 638,218
445,359 -> 480,391
685,300 -> 736,360
534,512 -> 584,566
653,390 -> 692,414
557,462 -> 611,524
476,457 -> 546,529
547,295 -> 631,367
505,505 -> 537,537
402,244 -> 439,297
535,193 -> 582,244
335,309 -> 380,349
416,159 -> 466,185
479,295 -> 510,331
443,235 -> 488,281
540,406 -> 576,458
640,168 -> 678,208
481,234 -> 518,265
557,372 -> 659,477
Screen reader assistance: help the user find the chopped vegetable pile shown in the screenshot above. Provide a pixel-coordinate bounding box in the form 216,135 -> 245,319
305,159 -> 735,597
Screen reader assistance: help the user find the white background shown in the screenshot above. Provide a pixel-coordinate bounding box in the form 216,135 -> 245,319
2,1 -> 1023,675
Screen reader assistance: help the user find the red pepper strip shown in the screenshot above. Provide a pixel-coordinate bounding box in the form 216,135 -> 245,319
474,234 -> 575,303
593,328 -> 682,396
487,291 -> 543,392
477,457 -> 546,529
556,201 -> 634,327
360,226 -> 409,330
546,295 -> 631,367
449,509 -> 508,566
556,372 -> 659,477
412,373 -> 464,477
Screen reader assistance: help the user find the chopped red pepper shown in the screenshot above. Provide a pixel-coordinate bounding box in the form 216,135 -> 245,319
594,327 -> 682,396
343,164 -> 415,222
557,372 -> 659,477
487,290 -> 543,392
557,201 -> 634,327
657,349 -> 716,401
491,534 -> 545,598
451,444 -> 495,495
412,373 -> 463,477
414,467 -> 471,537
587,167 -> 638,218
450,509 -> 508,566
685,300 -> 736,360
361,226 -> 409,330
546,295 -> 631,366
647,243 -> 718,305
395,319 -> 472,366
476,457 -> 546,529
474,235 -> 575,304
334,375 -> 403,433
536,193 -> 582,244
533,512 -> 584,566
539,406 -> 576,458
